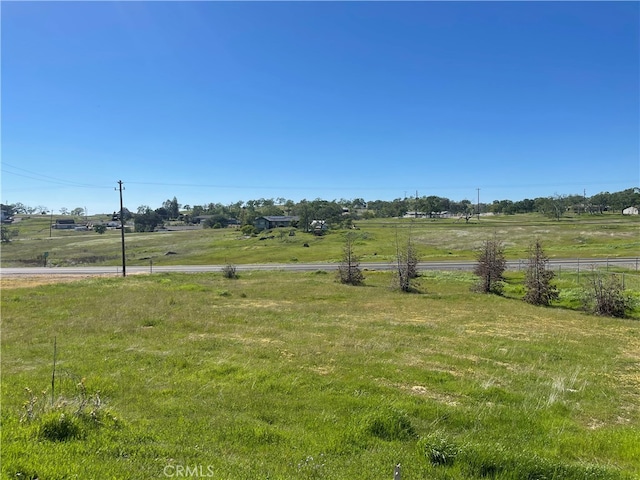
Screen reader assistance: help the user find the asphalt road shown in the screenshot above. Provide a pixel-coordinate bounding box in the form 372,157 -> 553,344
1,257 -> 638,276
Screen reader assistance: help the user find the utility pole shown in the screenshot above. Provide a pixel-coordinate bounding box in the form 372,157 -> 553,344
117,181 -> 126,277
477,188 -> 480,221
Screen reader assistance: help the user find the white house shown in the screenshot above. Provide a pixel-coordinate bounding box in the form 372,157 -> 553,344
622,206 -> 638,215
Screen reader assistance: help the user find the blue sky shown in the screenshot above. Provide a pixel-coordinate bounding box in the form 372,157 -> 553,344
2,1 -> 638,214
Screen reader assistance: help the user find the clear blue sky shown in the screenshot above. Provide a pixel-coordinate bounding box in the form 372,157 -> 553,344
2,1 -> 638,214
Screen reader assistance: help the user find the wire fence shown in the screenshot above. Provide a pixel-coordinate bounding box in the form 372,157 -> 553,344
509,259 -> 640,291
556,269 -> 640,291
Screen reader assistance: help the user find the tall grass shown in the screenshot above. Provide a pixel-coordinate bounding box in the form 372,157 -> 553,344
2,271 -> 638,478
2,213 -> 639,267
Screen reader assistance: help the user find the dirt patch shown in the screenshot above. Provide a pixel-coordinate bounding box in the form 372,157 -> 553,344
0,274 -> 112,289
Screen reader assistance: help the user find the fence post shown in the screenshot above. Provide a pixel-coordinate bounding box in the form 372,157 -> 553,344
150,259 -> 153,274
394,463 -> 401,480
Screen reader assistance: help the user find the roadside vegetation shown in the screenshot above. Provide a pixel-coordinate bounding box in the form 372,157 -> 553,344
2,270 -> 639,479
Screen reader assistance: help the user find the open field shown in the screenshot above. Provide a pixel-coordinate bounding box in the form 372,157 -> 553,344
2,213 -> 639,268
1,270 -> 639,479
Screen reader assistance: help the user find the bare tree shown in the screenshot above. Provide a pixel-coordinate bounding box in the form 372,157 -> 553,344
221,263 -> 238,279
473,236 -> 506,294
584,273 -> 631,318
337,233 -> 364,286
523,240 -> 559,306
394,229 -> 420,292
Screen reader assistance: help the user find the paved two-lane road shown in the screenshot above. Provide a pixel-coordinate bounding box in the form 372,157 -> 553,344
1,257 -> 637,277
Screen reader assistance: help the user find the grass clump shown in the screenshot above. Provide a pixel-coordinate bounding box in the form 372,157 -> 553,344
419,431 -> 459,466
20,379 -> 121,443
362,406 -> 416,441
37,412 -> 84,442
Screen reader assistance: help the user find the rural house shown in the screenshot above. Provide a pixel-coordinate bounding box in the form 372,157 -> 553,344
53,219 -> 76,229
254,215 -> 299,231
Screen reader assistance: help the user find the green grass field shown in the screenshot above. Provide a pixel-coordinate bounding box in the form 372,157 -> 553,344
2,212 -> 639,267
2,270 -> 639,479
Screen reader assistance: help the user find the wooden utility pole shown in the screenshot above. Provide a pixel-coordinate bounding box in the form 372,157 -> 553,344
117,180 -> 126,277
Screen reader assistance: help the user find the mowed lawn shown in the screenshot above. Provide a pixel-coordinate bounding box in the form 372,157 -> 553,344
1,271 -> 638,479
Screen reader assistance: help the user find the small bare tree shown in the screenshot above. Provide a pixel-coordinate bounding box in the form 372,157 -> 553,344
473,236 -> 506,294
222,263 -> 238,279
584,273 -> 631,318
337,233 -> 364,286
394,230 -> 420,292
523,240 -> 559,306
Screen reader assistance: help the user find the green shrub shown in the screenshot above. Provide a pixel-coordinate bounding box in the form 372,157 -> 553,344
419,431 -> 459,466
38,412 -> 83,441
241,224 -> 257,236
362,407 -> 415,441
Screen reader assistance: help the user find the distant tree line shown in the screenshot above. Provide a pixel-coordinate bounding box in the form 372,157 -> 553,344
2,187 -> 638,231
146,188 -> 638,228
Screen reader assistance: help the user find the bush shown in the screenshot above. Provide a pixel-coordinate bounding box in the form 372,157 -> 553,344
583,273 -> 632,318
222,264 -> 238,279
241,224 -> 257,236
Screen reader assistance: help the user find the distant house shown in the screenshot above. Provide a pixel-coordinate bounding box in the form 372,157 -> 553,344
254,216 -> 299,231
53,219 -> 76,229
403,211 -> 451,219
192,215 -> 214,224
403,211 -> 426,218
622,206 -> 639,215
1,210 -> 13,224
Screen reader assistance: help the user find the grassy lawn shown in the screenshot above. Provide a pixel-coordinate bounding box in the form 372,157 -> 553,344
1,270 -> 638,479
1,213 -> 639,267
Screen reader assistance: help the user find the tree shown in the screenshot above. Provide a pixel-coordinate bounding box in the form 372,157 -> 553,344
584,273 -> 632,318
70,207 -> 85,217
2,203 -> 17,216
134,208 -> 163,232
1,225 -> 17,243
337,233 -> 364,286
162,197 -> 180,220
536,195 -> 566,220
473,237 -> 506,294
523,240 -> 559,306
94,224 -> 107,234
59,207 -> 69,215
203,214 -> 229,229
393,230 -> 420,292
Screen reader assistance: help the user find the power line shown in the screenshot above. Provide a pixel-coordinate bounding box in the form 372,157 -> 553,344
1,162 -> 112,189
